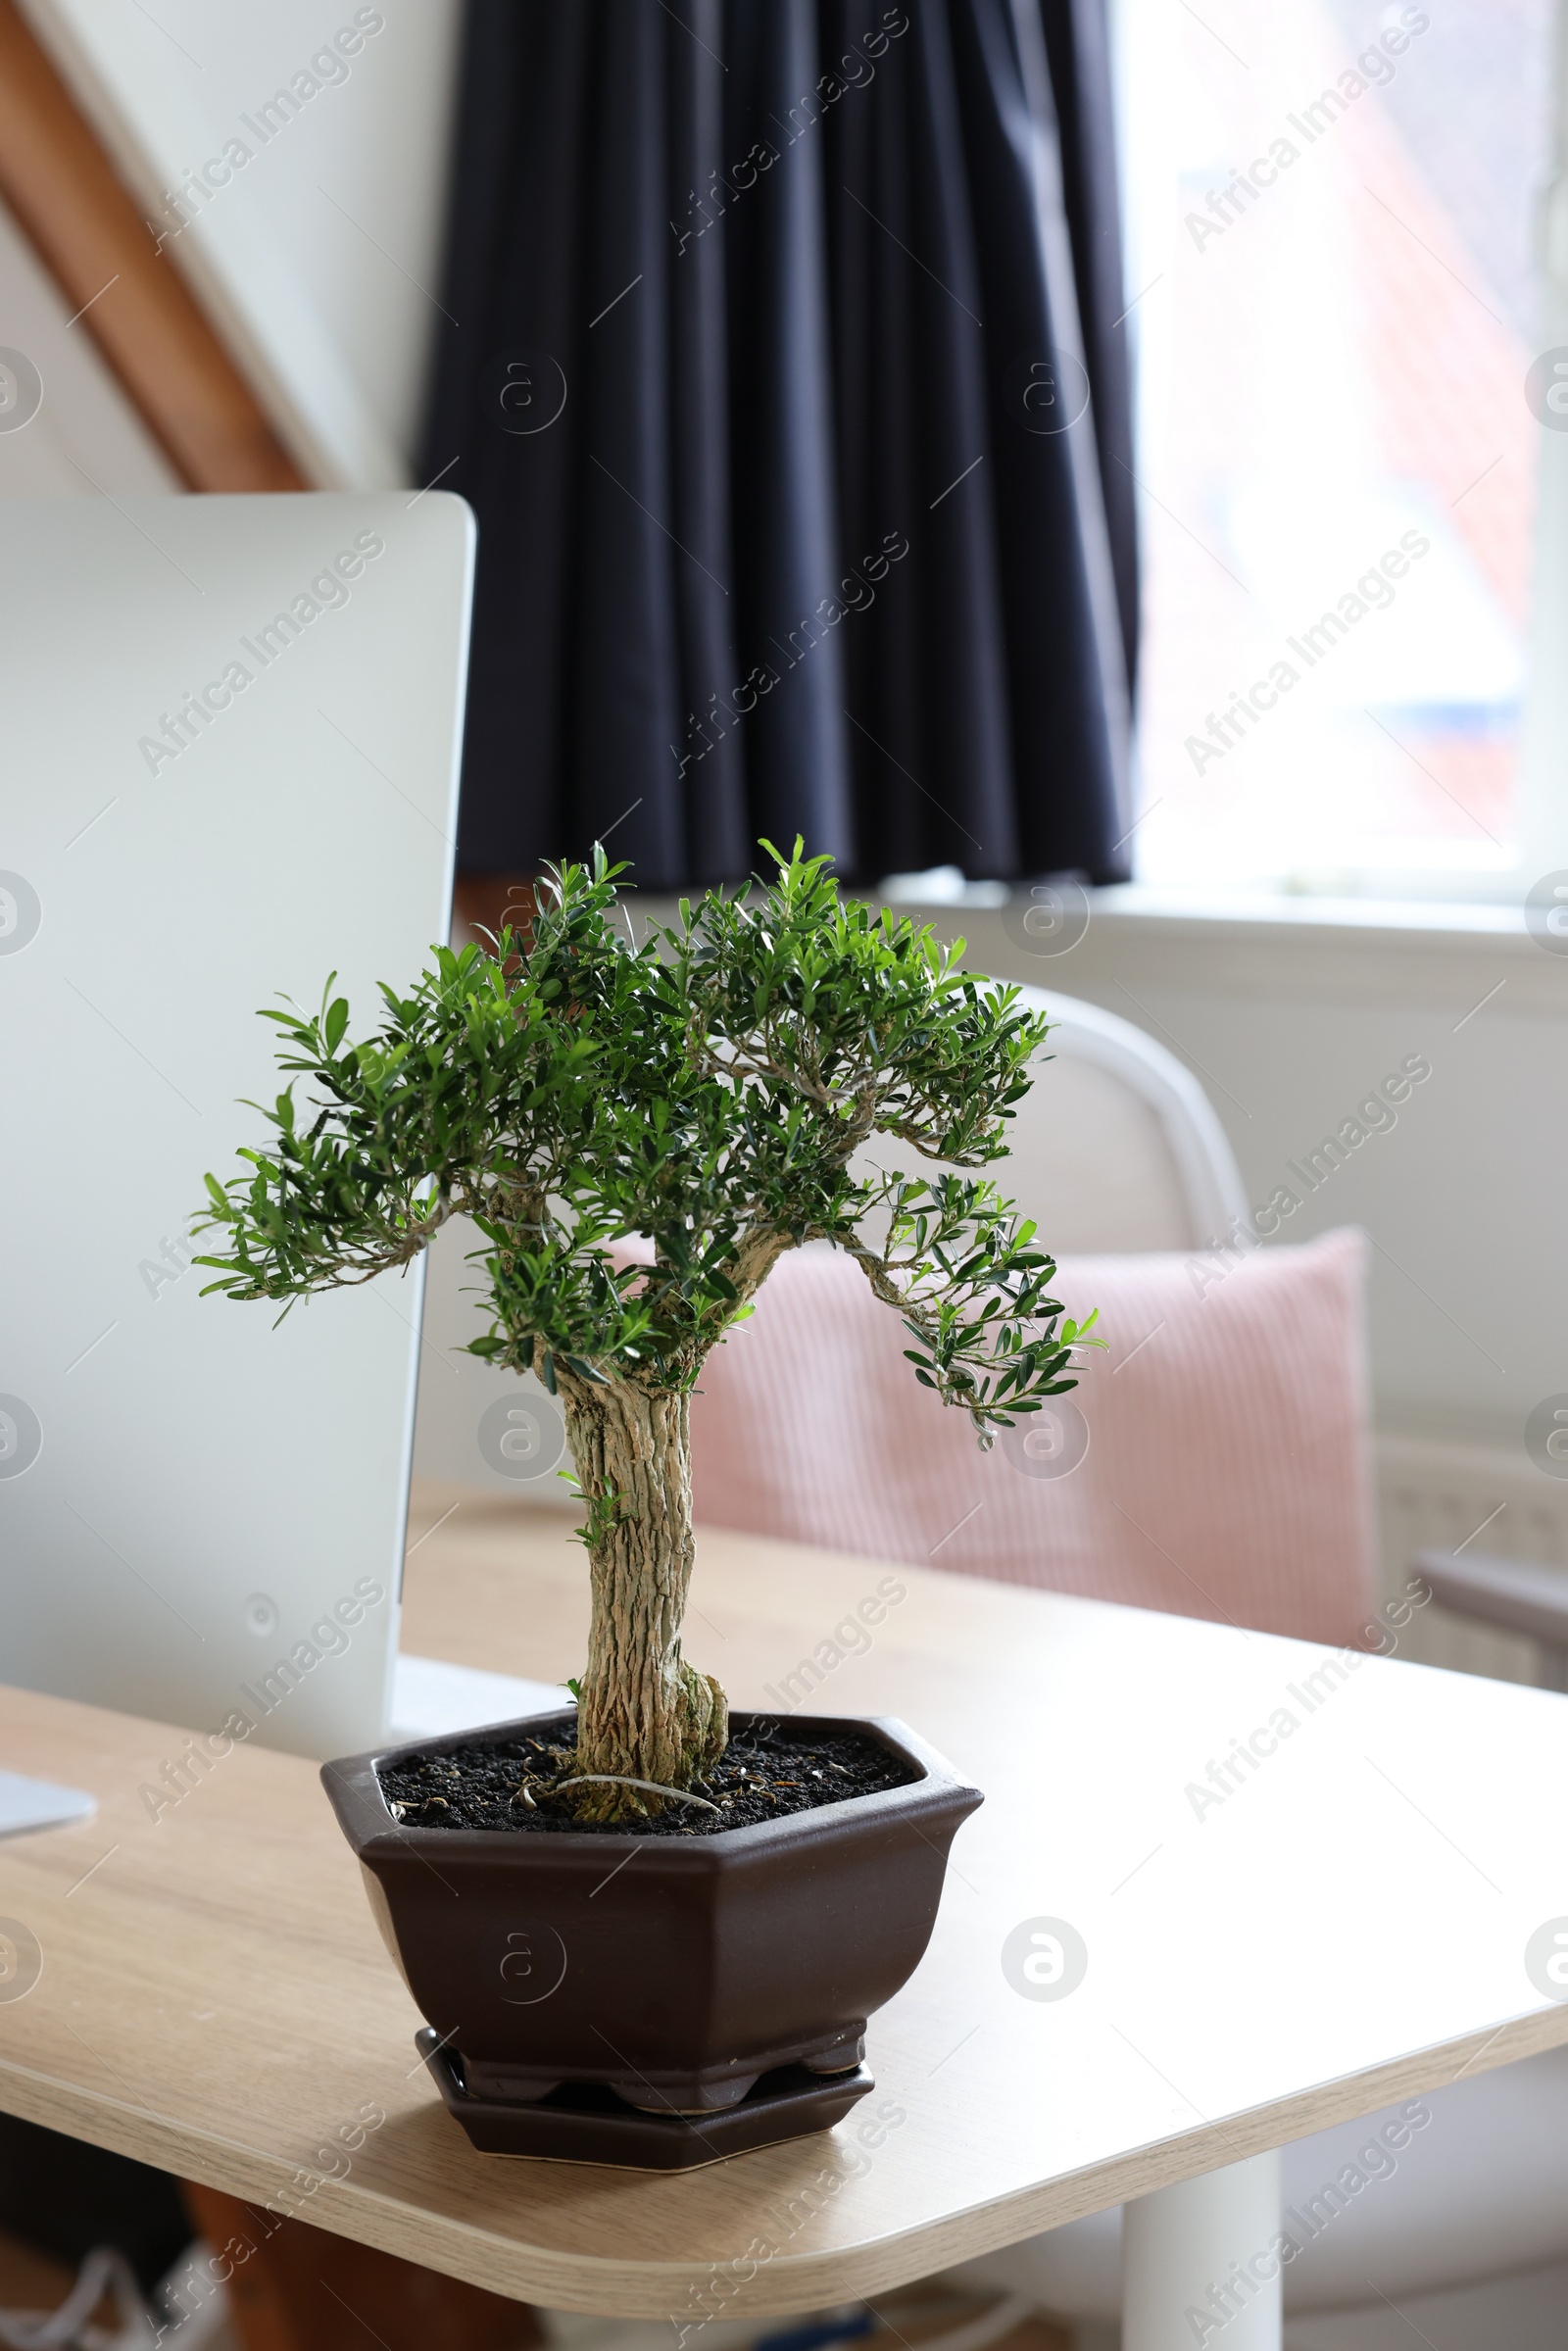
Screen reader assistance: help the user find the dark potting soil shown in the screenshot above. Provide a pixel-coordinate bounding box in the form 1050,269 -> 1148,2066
376,1719 -> 919,1837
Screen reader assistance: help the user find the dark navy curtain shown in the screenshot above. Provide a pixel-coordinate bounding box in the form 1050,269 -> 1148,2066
422,0 -> 1138,890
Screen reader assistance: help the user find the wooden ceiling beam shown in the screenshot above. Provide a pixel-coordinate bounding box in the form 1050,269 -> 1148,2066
0,0 -> 306,490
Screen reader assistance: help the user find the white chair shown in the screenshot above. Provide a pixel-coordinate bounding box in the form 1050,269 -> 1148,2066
984,987 -> 1250,1249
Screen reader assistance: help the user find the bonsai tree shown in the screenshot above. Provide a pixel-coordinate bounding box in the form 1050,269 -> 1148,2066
196,843 -> 1095,1820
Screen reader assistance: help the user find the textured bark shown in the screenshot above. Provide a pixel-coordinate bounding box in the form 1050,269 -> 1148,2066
558,1375 -> 726,1820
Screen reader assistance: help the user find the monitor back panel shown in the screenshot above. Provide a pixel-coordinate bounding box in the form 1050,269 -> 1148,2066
0,492 -> 473,1758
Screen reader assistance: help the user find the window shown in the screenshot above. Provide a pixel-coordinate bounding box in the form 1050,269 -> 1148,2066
1114,0 -> 1559,895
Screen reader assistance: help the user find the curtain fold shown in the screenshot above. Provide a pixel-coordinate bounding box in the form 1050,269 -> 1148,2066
422,0 -> 1139,889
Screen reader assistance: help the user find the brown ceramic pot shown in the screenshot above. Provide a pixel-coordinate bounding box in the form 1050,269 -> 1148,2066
322,1707 -> 980,2154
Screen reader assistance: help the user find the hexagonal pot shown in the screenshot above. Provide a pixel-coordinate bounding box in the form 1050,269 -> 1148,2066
322,1707 -> 981,2164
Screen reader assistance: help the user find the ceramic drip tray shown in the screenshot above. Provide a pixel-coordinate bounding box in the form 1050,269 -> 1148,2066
415,2028 -> 874,2169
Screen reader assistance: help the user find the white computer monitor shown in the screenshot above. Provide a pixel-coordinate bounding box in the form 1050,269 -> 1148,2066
0,491 -> 473,1759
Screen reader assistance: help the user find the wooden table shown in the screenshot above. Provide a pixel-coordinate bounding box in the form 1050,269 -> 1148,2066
3,1488 -> 1568,2333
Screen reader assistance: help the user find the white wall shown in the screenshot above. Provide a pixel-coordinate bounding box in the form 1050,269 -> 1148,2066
0,195 -> 178,494
20,0 -> 464,485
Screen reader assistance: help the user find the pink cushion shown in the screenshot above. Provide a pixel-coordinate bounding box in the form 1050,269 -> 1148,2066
689,1229 -> 1378,1647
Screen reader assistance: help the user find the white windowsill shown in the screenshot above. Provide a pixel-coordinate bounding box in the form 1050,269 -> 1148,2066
1081,885 -> 1532,943
877,869 -> 1534,946
870,879 -> 1566,1014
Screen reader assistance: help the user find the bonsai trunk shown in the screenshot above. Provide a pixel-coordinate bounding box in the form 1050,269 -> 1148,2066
559,1376 -> 727,1819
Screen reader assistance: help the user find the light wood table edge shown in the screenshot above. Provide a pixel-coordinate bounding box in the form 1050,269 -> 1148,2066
4,2006 -> 1566,2317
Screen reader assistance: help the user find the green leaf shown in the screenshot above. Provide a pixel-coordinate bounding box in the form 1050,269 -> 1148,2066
193,838 -> 1086,1480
